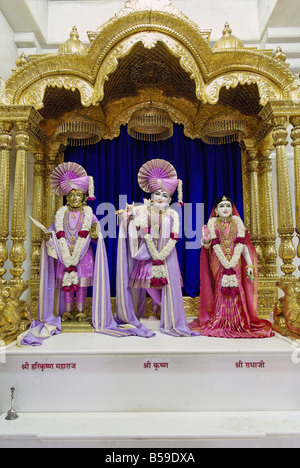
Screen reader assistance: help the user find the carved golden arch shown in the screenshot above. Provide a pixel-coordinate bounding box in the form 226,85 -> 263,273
19,76 -> 94,110
205,72 -> 283,107
92,31 -> 207,105
4,4 -> 300,122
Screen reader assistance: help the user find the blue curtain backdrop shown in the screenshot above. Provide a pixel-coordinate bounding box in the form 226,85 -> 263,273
64,123 -> 243,297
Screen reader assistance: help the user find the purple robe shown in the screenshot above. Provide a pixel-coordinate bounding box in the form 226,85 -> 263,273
19,209 -> 137,346
116,206 -> 200,337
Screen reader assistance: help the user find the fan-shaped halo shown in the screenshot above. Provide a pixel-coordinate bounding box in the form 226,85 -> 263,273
138,159 -> 177,193
50,162 -> 87,196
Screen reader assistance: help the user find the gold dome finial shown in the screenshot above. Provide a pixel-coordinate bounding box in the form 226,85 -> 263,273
15,52 -> 29,67
213,22 -> 244,50
274,46 -> 287,63
223,22 -> 232,36
58,26 -> 88,55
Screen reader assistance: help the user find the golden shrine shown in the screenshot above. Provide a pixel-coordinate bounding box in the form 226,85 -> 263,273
0,0 -> 299,345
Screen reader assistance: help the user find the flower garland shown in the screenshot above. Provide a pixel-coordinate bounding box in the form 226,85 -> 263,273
55,205 -> 93,292
207,215 -> 245,296
134,204 -> 179,288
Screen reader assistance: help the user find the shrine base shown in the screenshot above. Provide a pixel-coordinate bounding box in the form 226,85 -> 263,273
0,320 -> 300,448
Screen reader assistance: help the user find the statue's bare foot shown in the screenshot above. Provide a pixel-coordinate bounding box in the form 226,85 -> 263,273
148,314 -> 160,321
148,304 -> 161,321
61,312 -> 74,322
76,312 -> 87,322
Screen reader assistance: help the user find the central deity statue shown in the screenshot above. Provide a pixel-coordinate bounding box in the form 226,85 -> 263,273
116,158 -> 199,337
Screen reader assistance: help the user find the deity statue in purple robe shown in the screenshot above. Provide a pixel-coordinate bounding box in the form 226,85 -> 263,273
19,162 -> 136,346
116,159 -> 199,338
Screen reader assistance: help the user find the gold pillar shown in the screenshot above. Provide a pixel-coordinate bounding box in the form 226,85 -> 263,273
44,144 -> 61,228
258,146 -> 277,278
272,116 -> 296,281
256,143 -> 279,320
290,116 -> 300,278
240,146 -> 250,229
246,145 -> 263,274
28,151 -> 45,316
0,122 -> 13,285
8,122 -> 30,286
55,146 -> 65,212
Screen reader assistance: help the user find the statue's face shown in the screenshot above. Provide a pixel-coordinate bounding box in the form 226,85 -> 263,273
66,189 -> 85,208
151,189 -> 171,209
215,200 -> 233,219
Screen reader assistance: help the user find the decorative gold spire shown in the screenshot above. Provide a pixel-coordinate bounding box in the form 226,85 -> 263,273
213,22 -> 244,50
15,52 -> 29,67
274,46 -> 287,63
58,26 -> 88,55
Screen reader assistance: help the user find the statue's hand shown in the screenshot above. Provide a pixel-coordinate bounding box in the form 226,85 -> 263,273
246,266 -> 255,282
90,222 -> 99,239
202,225 -> 211,241
44,231 -> 52,241
121,202 -> 134,220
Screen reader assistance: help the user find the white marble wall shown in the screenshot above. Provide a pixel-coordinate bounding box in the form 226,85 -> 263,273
0,10 -> 18,81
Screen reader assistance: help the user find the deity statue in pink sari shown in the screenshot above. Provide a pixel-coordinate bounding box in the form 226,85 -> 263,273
189,196 -> 274,339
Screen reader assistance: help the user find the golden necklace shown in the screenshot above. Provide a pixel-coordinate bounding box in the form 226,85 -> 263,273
216,216 -> 236,261
63,208 -> 84,254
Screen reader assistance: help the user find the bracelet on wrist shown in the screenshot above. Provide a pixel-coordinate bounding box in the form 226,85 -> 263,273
201,238 -> 211,247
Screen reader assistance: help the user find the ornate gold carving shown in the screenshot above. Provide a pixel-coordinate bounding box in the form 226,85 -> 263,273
58,26 -> 88,55
258,279 -> 278,321
213,22 -> 244,50
274,280 -> 300,338
15,52 -> 29,68
27,152 -> 45,318
19,76 -> 94,110
0,285 -> 32,347
44,144 -> 63,229
109,99 -> 194,140
93,31 -> 206,106
0,122 -> 13,285
8,122 -> 30,286
240,147 -> 251,230
273,46 -> 287,64
290,116 -> 300,276
205,72 -> 281,106
243,144 -> 264,274
272,116 -> 296,281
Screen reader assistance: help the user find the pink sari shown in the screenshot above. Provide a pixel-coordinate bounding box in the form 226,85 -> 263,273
189,206 -> 274,339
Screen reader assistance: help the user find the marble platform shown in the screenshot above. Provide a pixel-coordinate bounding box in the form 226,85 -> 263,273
1,321 -> 300,448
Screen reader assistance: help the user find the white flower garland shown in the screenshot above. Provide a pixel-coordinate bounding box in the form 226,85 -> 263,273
207,215 -> 245,293
221,273 -> 239,289
145,209 -> 179,257
207,215 -> 245,269
55,205 -> 93,288
135,205 -> 179,282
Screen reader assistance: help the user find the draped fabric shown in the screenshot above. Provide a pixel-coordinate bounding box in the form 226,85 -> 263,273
188,204 -> 274,338
64,124 -> 243,297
